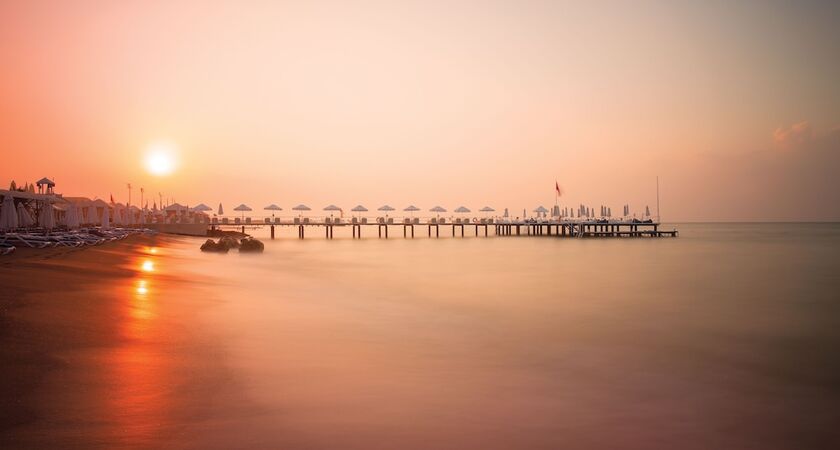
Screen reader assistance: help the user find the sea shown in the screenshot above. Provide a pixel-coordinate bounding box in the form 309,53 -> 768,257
20,223 -> 840,449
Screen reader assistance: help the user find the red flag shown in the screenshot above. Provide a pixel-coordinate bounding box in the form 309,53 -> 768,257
555,181 -> 562,196
110,193 -> 114,203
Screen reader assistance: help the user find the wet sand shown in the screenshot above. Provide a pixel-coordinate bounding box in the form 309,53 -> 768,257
0,235 -> 241,449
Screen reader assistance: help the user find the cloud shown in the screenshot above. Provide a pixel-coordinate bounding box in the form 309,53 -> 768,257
772,121 -> 813,149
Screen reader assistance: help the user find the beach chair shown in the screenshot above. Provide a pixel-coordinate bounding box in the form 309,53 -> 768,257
294,217 -> 300,224
361,218 -> 368,224
377,217 -> 385,224
264,218 -> 271,224
222,218 -> 229,224
387,218 -> 394,225
404,218 -> 411,224
413,218 -> 419,224
235,218 -> 241,224
488,218 -> 494,224
245,218 -> 252,224
325,217 -> 332,224
439,218 -> 446,224
334,218 -> 341,224
303,218 -> 310,224
212,218 -> 218,224
430,218 -> 437,224
274,217 -> 281,224
352,217 -> 358,224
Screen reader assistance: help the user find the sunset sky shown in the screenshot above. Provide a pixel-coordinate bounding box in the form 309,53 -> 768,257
1,0 -> 838,221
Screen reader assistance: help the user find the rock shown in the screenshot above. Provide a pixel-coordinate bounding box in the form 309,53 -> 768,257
239,238 -> 264,253
219,236 -> 240,249
200,239 -> 229,253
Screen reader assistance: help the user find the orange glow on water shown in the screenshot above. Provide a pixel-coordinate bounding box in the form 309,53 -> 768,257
141,260 -> 154,272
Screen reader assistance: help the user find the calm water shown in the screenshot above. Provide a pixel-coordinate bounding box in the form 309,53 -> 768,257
33,224 -> 840,448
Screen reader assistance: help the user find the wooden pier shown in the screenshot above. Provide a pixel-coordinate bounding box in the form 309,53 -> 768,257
210,219 -> 678,240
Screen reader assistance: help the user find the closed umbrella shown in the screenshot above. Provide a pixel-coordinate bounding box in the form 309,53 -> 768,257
17,202 -> 35,227
38,201 -> 56,229
218,203 -> 224,216
65,203 -> 80,229
0,195 -> 18,230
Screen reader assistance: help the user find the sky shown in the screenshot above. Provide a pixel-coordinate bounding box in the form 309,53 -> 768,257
1,0 -> 838,221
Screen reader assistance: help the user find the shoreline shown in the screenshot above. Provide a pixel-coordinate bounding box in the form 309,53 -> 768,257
0,234 -> 242,448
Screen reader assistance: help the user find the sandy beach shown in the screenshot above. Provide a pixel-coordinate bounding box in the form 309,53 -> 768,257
0,235 -> 243,449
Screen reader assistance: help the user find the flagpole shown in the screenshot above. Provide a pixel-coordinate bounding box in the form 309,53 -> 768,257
656,176 -> 660,223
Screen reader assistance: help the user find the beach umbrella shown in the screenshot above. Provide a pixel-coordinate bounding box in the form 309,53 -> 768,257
403,205 -> 420,219
101,204 -> 110,229
534,206 -> 549,218
503,208 -> 509,218
429,206 -> 446,218
233,204 -> 252,220
292,204 -> 311,218
479,206 -> 495,213
193,203 -> 213,212
378,205 -> 395,218
264,204 -> 282,218
351,205 -> 368,219
218,203 -> 224,216
323,204 -> 341,218
645,205 -> 651,217
38,201 -> 56,229
17,202 -> 35,227
0,195 -> 19,230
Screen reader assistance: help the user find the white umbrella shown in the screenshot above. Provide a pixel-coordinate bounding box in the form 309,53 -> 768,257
38,201 -> 56,229
0,195 -> 19,230
17,202 -> 35,227
378,205 -> 395,218
233,204 -> 252,220
292,204 -> 311,218
403,205 -> 420,219
101,204 -> 110,229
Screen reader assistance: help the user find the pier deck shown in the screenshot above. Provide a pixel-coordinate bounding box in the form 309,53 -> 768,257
209,220 -> 677,239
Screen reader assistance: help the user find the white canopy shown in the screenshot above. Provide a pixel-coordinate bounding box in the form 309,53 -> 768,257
0,195 -> 19,230
65,203 -> 80,229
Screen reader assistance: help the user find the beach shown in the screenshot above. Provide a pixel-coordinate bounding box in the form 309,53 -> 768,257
2,224 -> 840,449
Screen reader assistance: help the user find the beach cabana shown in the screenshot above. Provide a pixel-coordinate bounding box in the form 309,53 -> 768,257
0,194 -> 19,230
35,177 -> 55,195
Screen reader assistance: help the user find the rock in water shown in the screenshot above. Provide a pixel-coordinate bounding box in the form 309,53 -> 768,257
239,238 -> 264,253
200,239 -> 229,253
219,236 -> 240,249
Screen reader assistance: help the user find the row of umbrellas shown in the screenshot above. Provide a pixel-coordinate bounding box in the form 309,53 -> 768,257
203,203 -> 503,218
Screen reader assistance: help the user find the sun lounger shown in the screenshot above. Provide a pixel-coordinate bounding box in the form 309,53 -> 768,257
334,218 -> 341,224
245,218 -> 252,224
430,218 -> 437,224
235,218 -> 241,224
352,217 -> 358,224
222,218 -> 229,224
361,218 -> 368,224
325,217 -> 332,224
413,218 -> 419,224
303,218 -> 310,224
294,217 -> 300,224
439,218 -> 446,224
265,218 -> 271,224
387,218 -> 394,224
274,217 -> 281,224
404,218 -> 411,224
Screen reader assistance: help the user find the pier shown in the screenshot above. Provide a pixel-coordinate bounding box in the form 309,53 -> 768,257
209,219 -> 677,239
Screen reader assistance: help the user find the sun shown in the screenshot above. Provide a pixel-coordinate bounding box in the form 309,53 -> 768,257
144,142 -> 178,176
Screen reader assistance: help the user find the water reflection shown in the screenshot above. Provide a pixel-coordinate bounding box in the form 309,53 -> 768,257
141,259 -> 154,272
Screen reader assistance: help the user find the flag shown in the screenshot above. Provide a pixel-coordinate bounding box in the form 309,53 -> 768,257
555,181 -> 562,196
110,193 -> 114,204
